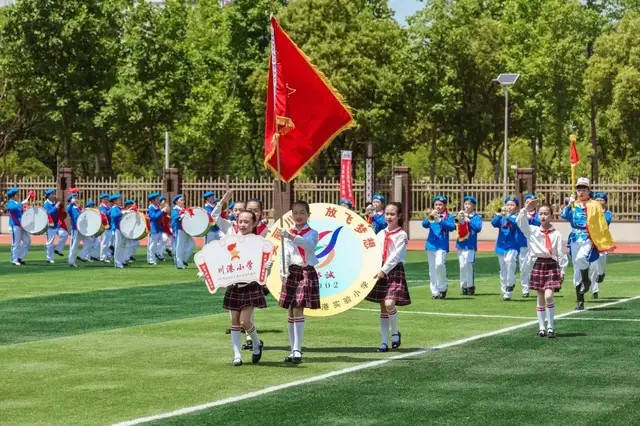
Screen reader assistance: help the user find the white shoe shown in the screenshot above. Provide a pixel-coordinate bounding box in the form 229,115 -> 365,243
69,263 -> 78,268
115,263 -> 124,269
12,261 -> 22,266
47,260 -> 55,264
503,294 -> 511,301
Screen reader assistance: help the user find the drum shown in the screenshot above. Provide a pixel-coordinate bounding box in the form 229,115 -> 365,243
119,211 -> 149,240
21,206 -> 49,235
77,208 -> 106,237
182,207 -> 213,237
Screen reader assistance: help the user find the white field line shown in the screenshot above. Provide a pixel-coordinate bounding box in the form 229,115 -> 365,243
112,295 -> 640,426
353,307 -> 533,320
558,317 -> 640,322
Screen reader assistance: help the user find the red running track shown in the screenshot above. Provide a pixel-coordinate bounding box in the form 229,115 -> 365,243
2,234 -> 639,254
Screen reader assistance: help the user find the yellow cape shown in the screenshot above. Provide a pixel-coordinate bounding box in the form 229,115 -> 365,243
586,200 -> 615,252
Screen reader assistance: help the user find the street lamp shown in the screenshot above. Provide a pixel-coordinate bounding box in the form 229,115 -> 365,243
493,73 -> 519,197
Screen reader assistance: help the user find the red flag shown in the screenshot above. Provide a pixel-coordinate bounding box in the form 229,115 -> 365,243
264,17 -> 355,182
569,134 -> 580,165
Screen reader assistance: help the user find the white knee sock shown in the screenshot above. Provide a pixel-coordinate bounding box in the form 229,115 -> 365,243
536,305 -> 546,330
546,304 -> 555,330
380,313 -> 389,345
388,308 -> 399,338
287,315 -> 294,352
247,326 -> 260,354
293,316 -> 305,352
230,326 -> 242,359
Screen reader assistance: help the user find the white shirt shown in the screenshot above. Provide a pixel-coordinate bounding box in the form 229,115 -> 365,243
516,208 -> 568,269
378,226 -> 408,275
283,225 -> 319,268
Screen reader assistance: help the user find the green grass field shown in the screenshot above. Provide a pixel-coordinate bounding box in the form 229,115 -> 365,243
1,246 -> 639,425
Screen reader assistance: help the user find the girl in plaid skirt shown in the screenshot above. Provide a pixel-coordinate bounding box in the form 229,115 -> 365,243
517,200 -> 568,338
220,210 -> 266,366
365,202 -> 411,352
278,200 -> 320,364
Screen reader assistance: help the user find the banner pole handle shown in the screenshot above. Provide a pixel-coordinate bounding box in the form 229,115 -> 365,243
275,134 -> 286,278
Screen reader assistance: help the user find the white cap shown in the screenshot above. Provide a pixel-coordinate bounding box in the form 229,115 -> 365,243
576,177 -> 590,188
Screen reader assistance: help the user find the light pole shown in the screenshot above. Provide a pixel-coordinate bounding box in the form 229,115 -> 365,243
493,73 -> 519,197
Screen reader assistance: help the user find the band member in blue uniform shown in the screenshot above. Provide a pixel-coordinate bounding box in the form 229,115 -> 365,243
492,196 -> 521,300
455,195 -> 483,295
203,191 -> 223,244
98,193 -> 112,262
6,187 -> 31,266
43,188 -> 68,263
147,192 -> 165,265
422,195 -> 456,299
109,193 -> 126,269
171,194 -> 195,269
365,194 -> 387,234
67,190 -> 89,267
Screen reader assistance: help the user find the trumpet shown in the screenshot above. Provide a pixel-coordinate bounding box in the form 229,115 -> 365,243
427,209 -> 438,221
454,210 -> 468,224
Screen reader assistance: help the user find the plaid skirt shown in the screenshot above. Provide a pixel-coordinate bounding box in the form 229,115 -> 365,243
223,282 -> 268,311
365,263 -> 411,306
529,257 -> 563,291
279,265 -> 321,309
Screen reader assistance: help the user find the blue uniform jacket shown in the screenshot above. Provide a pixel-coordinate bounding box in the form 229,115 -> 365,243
110,205 -> 123,230
7,199 -> 23,227
422,212 -> 456,251
604,210 -> 612,226
561,203 -> 599,261
66,203 -> 81,231
455,213 -> 483,251
491,214 -> 520,254
44,199 -> 60,229
371,212 -> 387,234
147,204 -> 164,234
171,206 -> 182,235
99,203 -> 111,222
516,211 -> 540,249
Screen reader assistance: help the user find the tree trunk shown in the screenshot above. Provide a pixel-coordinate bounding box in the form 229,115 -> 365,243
590,102 -> 598,183
429,132 -> 436,182
531,137 -> 537,172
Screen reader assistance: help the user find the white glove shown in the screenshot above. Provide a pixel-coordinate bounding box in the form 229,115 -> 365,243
280,228 -> 292,240
266,259 -> 274,276
568,195 -> 576,204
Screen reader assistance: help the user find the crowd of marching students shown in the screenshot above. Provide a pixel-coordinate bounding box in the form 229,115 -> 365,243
4,175 -> 614,364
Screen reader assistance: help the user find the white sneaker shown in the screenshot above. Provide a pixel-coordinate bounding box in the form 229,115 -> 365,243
12,261 -> 22,266
47,260 -> 55,264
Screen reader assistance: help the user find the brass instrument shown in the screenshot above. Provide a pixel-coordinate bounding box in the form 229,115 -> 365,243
428,209 -> 438,221
455,210 -> 467,224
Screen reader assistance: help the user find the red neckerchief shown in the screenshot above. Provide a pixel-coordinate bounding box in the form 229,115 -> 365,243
232,223 -> 239,234
256,223 -> 267,236
540,228 -> 554,255
290,226 -> 312,262
383,227 -> 402,264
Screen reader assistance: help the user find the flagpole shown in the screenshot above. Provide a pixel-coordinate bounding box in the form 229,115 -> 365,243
275,133 -> 287,279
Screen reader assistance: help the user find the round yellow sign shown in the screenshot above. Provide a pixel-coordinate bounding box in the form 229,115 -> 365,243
266,203 -> 383,317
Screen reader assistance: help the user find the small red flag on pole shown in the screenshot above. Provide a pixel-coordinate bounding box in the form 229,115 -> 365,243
264,17 -> 355,182
569,134 -> 580,165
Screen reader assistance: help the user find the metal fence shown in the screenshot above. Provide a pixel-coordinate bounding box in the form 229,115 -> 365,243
3,176 -> 639,221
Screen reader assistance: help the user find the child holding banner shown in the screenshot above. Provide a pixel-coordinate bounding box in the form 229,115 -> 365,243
278,200 -> 320,364
220,210 -> 266,366
365,202 -> 411,352
517,199 -> 568,338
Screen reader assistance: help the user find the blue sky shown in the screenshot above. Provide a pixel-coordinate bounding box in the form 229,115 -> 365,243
388,0 -> 424,26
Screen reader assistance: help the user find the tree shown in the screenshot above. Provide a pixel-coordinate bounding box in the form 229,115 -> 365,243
97,0 -> 191,177
1,0 -> 125,173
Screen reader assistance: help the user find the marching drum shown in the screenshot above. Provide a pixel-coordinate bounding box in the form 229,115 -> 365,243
21,206 -> 49,235
182,207 -> 213,237
119,211 -> 149,240
77,208 -> 106,238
